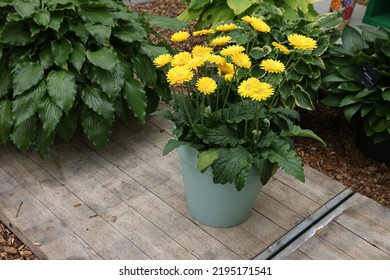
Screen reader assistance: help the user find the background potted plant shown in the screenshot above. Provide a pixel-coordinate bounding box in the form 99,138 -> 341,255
152,7 -> 334,227
0,0 -> 185,157
321,25 -> 390,164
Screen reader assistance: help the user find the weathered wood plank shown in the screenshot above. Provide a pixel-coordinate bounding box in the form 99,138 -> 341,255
283,250 -> 312,260
57,139 -> 241,260
0,166 -> 101,260
335,194 -> 390,255
27,144 -> 197,260
296,235 -> 353,260
317,221 -> 390,259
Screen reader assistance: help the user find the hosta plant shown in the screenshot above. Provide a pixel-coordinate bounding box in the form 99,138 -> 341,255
152,10 -> 328,190
0,0 -> 185,157
321,25 -> 390,143
178,0 -> 324,29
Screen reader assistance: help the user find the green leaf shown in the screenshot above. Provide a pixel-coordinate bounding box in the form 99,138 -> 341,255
292,85 -> 314,110
188,0 -> 211,10
48,12 -> 64,32
80,6 -> 114,26
14,0 -> 39,18
12,62 -> 44,96
47,70 -> 77,113
86,48 -> 119,71
38,95 -> 63,136
337,66 -> 359,81
69,42 -> 86,72
10,115 -> 37,152
132,55 -> 157,87
34,126 -> 55,158
0,64 -> 12,98
81,86 -> 114,121
344,103 -> 362,122
0,99 -> 13,143
69,22 -> 89,43
12,81 -> 46,126
0,21 -> 33,46
51,38 -> 73,67
342,25 -> 366,55
91,63 -> 125,100
322,75 -> 349,83
261,142 -> 304,182
337,82 -> 363,92
163,139 -> 187,156
253,157 -> 276,186
204,125 -> 243,146
294,61 -> 311,75
39,43 -> 54,69
56,108 -> 79,141
213,146 -> 253,190
113,26 -> 146,43
382,89 -> 390,101
81,107 -> 113,147
148,15 -> 188,30
226,0 -> 252,15
141,44 -> 169,58
197,148 -> 219,172
33,10 -> 51,27
122,78 -> 147,124
311,36 -> 330,56
85,23 -> 111,45
340,95 -> 359,107
282,125 -> 326,146
250,46 -> 272,59
359,25 -> 389,42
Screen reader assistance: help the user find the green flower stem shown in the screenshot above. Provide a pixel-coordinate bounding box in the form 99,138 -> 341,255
200,94 -> 205,125
244,102 -> 250,139
180,85 -> 193,126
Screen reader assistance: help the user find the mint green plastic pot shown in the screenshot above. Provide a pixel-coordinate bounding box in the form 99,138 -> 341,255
177,145 -> 263,228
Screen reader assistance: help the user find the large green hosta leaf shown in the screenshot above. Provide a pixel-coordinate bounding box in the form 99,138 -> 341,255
33,10 -> 51,27
79,6 -> 115,26
113,26 -> 147,43
132,55 -> 157,87
38,95 -> 63,136
81,107 -> 113,147
51,38 -> 73,67
0,64 -> 12,98
86,48 -> 119,71
81,85 -> 114,121
47,70 -> 77,113
122,77 -> 147,124
12,81 -> 46,126
213,146 -> 253,190
0,99 -> 13,143
14,0 -> 40,18
56,108 -> 79,141
69,42 -> 86,72
10,115 -> 37,152
0,21 -> 34,46
85,23 -> 111,45
34,126 -> 56,158
12,61 -> 44,96
91,63 -> 124,100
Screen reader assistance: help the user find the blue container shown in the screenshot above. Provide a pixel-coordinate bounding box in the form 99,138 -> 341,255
177,145 -> 263,228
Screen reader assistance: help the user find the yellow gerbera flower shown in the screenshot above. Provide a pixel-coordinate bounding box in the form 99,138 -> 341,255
231,53 -> 251,68
223,73 -> 234,82
260,59 -> 285,73
207,54 -> 226,65
153,54 -> 172,68
272,42 -> 290,55
192,29 -> 215,36
218,62 -> 234,74
220,45 -> 245,57
192,45 -> 213,58
171,31 -> 190,43
186,57 -> 205,70
242,15 -> 255,24
166,66 -> 194,85
196,77 -> 217,95
248,82 -> 275,102
287,34 -> 317,51
249,17 -> 271,33
216,23 -> 238,32
171,52 -> 192,66
238,77 -> 262,98
209,36 -> 232,47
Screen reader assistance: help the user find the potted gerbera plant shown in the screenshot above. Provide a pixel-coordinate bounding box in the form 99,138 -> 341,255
153,8 -> 337,227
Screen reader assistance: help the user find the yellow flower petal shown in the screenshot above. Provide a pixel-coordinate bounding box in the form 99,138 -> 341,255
216,23 -> 238,32
231,53 -> 251,68
153,54 -> 172,68
166,66 -> 194,85
209,36 -> 232,47
260,59 -> 285,73
272,42 -> 290,55
238,78 -> 262,98
288,34 -> 317,51
192,45 -> 213,58
193,29 -> 215,36
171,31 -> 190,43
196,77 -> 217,95
220,45 -> 245,57
248,82 -> 275,102
171,52 -> 192,66
249,17 -> 270,33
